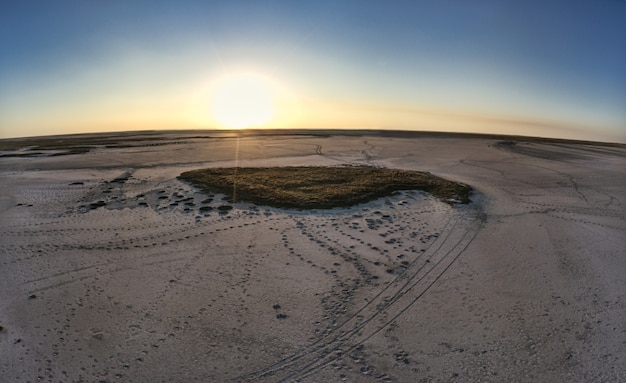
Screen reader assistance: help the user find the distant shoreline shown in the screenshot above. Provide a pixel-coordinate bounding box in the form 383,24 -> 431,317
1,128 -> 625,148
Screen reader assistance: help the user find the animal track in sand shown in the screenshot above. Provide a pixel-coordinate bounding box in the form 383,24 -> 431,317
227,193 -> 484,382
1,167 -> 482,383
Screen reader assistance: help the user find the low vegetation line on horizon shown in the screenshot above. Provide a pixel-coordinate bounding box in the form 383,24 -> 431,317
1,129 -> 625,148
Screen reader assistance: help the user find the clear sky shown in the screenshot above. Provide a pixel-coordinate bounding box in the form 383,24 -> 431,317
1,0 -> 625,142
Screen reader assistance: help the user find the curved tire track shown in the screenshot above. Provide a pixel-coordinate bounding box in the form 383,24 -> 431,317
235,207 -> 485,382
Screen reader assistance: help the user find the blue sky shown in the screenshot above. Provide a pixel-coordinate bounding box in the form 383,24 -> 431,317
1,0 -> 625,142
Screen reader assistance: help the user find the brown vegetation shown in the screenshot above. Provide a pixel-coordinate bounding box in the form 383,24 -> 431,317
178,166 -> 472,209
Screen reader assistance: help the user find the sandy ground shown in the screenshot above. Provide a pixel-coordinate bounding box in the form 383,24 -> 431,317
0,131 -> 624,382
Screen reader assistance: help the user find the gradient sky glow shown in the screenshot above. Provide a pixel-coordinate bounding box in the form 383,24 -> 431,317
1,1 -> 625,142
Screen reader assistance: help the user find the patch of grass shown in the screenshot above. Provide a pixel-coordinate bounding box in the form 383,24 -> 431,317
0,152 -> 45,158
0,133 -> 216,152
0,136 -> 160,151
50,147 -> 92,156
0,147 -> 91,157
178,166 -> 472,209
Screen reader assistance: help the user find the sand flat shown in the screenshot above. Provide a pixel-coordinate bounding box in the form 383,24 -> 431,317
0,131 -> 624,382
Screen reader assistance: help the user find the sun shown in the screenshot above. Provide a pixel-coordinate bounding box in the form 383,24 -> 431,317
211,73 -> 274,129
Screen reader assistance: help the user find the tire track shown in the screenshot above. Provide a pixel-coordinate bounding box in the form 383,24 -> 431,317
16,214 -> 278,294
291,211 -> 484,382
235,207 -> 484,382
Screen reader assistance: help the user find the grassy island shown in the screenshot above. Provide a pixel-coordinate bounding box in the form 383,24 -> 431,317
178,166 -> 471,209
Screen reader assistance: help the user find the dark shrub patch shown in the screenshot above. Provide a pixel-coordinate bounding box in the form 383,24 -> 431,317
178,166 -> 471,209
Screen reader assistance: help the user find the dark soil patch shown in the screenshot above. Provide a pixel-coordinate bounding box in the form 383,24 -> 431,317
178,166 -> 472,209
89,201 -> 107,210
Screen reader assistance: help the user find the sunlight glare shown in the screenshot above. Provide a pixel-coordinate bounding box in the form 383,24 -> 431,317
211,73 -> 274,128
